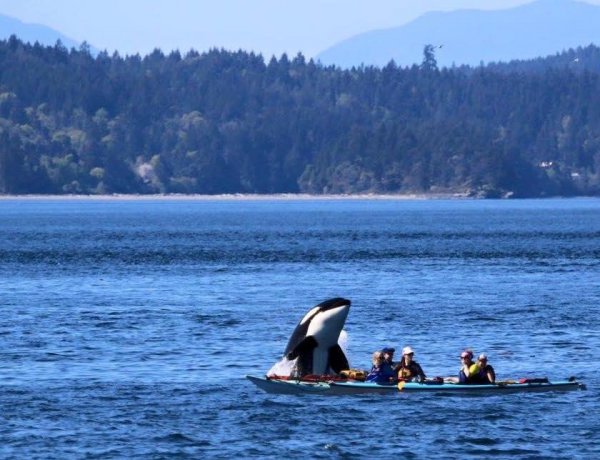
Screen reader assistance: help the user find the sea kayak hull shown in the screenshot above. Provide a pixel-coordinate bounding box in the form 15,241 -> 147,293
329,380 -> 584,395
246,375 -> 331,394
246,375 -> 585,395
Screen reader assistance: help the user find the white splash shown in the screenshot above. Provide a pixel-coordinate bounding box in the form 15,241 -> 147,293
339,329 -> 352,368
266,329 -> 350,376
267,357 -> 296,377
338,329 -> 348,353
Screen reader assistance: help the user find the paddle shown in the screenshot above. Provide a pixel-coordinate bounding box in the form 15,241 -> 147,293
397,381 -> 405,391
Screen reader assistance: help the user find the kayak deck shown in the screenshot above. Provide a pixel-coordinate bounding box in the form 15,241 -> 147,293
330,379 -> 584,395
246,375 -> 331,394
246,375 -> 585,395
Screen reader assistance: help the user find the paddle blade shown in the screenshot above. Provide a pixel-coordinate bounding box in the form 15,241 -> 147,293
397,381 -> 405,391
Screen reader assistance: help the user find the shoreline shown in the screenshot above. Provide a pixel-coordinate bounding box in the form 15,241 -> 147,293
0,193 -> 595,201
0,192 -> 472,201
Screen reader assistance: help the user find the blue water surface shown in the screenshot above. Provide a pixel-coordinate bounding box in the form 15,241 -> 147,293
1,197 -> 599,458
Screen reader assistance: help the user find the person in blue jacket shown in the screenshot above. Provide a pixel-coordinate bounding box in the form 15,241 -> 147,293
366,351 -> 396,383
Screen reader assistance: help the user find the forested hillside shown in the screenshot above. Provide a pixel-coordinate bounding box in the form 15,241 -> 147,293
1,36 -> 600,197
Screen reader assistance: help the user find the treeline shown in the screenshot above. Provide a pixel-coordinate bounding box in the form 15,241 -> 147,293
1,35 -> 600,197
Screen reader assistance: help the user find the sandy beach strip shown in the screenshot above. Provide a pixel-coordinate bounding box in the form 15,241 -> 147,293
0,192 -> 470,201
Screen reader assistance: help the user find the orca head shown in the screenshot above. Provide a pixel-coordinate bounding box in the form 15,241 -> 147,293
306,298 -> 350,345
284,298 -> 351,357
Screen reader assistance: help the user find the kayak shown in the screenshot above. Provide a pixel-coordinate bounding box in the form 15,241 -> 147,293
246,375 -> 585,396
331,379 -> 584,395
247,375 -> 332,395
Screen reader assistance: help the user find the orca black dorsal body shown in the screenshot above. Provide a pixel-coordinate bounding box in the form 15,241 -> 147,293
283,298 -> 351,376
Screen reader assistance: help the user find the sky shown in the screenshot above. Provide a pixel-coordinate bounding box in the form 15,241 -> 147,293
1,0 -> 599,59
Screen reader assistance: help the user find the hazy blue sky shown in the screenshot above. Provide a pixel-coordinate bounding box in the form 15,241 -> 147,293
1,0 -> 599,58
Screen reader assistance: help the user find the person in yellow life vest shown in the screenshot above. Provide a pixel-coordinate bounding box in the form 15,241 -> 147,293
458,350 -> 496,384
458,349 -> 476,383
472,353 -> 496,384
396,346 -> 426,382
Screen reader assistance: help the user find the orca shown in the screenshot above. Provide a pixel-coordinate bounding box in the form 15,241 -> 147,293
283,297 -> 351,376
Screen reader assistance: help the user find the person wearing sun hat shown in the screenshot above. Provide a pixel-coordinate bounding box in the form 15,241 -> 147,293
473,353 -> 496,384
396,346 -> 427,382
456,350 -> 496,384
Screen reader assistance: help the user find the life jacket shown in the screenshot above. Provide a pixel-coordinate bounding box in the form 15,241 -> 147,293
398,361 -> 423,381
339,369 -> 367,381
474,364 -> 495,384
398,366 -> 414,380
458,361 -> 477,383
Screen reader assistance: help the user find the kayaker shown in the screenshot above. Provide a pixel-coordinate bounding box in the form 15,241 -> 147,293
381,346 -> 396,368
458,349 -> 477,384
396,346 -> 427,382
473,353 -> 496,384
366,351 -> 396,383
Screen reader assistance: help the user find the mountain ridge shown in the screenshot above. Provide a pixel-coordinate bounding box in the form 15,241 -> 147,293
0,13 -> 90,51
316,0 -> 600,68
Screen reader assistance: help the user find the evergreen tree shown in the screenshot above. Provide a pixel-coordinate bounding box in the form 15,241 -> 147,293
1,36 -> 600,197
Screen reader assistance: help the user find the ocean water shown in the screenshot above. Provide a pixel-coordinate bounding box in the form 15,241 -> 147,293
0,197 -> 599,459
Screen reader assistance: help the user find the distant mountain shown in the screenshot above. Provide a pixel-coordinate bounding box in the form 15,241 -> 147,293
0,14 -> 89,51
316,0 -> 600,68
